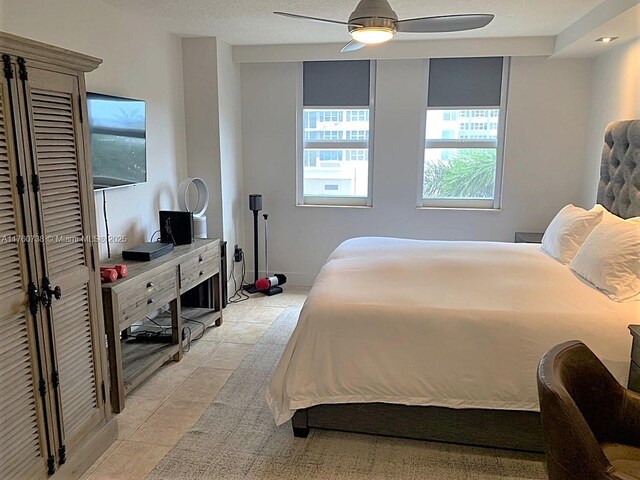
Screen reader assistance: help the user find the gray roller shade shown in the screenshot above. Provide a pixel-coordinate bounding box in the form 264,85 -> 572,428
428,57 -> 503,107
303,60 -> 371,107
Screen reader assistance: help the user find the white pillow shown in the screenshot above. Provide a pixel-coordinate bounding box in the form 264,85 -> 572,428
541,205 -> 603,264
570,221 -> 640,301
590,204 -> 640,226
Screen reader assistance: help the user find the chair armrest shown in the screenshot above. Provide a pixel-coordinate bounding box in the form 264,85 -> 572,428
610,470 -> 640,480
620,389 -> 640,447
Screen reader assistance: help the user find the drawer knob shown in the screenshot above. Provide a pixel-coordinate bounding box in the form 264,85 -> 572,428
147,298 -> 155,305
199,255 -> 204,262
147,282 -> 154,288
199,271 -> 204,277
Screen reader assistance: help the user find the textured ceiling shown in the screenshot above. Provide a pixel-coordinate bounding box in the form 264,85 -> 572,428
101,0 -> 607,45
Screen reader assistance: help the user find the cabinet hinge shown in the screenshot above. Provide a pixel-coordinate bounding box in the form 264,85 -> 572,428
16,175 -> 25,195
38,378 -> 46,398
51,370 -> 59,389
17,57 -> 27,81
31,174 -> 40,193
28,282 -> 40,316
2,54 -> 12,80
101,381 -> 106,404
58,445 -> 66,465
78,96 -> 84,123
47,456 -> 55,475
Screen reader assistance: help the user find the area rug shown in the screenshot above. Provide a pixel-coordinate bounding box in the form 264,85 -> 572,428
147,307 -> 547,479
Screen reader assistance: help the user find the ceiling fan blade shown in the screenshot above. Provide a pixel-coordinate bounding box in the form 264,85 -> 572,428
341,40 -> 366,53
274,11 -> 361,27
396,14 -> 494,33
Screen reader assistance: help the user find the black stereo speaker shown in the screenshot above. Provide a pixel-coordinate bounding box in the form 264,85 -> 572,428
159,211 -> 194,245
249,194 -> 262,212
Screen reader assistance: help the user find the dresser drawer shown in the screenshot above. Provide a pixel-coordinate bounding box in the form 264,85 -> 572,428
118,268 -> 177,329
180,246 -> 220,293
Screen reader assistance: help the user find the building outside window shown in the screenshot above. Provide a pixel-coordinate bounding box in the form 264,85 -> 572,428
298,60 -> 375,207
421,57 -> 509,209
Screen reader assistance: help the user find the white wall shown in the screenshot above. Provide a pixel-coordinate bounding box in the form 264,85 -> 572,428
241,57 -> 592,285
216,40 -> 245,285
1,0 -> 187,259
581,39 -> 640,207
181,37 -> 245,291
182,38 -> 224,240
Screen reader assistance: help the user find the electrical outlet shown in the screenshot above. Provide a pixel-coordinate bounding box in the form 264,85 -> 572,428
234,245 -> 243,262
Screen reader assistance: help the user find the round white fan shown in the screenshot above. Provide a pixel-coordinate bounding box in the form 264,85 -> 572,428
178,178 -> 209,239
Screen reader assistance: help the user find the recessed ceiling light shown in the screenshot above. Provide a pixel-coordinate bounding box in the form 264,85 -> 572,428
596,36 -> 619,43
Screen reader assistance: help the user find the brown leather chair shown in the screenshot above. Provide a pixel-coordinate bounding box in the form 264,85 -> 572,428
537,341 -> 640,480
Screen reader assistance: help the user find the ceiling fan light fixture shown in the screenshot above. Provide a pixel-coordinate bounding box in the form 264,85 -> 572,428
350,27 -> 395,44
275,0 -> 496,53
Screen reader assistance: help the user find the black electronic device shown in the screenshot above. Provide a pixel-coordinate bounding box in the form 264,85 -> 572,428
130,333 -> 173,344
159,211 -> 194,245
122,242 -> 174,261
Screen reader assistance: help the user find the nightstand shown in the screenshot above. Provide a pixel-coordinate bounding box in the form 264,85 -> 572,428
629,325 -> 640,393
514,232 -> 544,243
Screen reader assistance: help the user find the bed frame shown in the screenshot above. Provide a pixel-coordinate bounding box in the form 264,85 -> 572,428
291,119 -> 640,453
292,404 -> 544,451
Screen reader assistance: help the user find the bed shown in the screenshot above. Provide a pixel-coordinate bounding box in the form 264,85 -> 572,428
267,119 -> 640,452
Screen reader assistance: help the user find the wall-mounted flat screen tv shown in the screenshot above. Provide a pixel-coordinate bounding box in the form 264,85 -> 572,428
87,93 -> 146,190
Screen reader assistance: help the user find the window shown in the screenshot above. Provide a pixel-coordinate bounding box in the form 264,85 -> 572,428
421,57 -> 509,209
298,60 -> 375,206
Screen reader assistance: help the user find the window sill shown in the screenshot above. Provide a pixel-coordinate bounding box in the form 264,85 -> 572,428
296,203 -> 372,209
416,206 -> 502,212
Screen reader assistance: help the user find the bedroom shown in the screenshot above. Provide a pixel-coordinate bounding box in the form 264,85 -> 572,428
0,0 -> 639,479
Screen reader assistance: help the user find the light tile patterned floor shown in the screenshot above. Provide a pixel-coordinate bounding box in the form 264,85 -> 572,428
80,287 -> 310,480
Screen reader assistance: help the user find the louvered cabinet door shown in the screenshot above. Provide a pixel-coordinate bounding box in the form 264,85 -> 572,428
0,69 -> 49,480
18,66 -> 106,457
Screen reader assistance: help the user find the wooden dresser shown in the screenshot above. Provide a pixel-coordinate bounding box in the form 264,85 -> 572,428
101,239 -> 222,412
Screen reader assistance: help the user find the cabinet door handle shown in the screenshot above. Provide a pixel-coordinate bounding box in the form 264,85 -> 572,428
41,277 -> 62,308
147,298 -> 155,305
147,282 -> 154,288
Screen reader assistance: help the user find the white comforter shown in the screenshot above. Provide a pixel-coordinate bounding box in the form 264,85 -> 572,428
267,237 -> 639,426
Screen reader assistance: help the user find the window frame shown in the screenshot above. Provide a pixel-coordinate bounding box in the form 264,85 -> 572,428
296,61 -> 376,207
417,57 -> 510,210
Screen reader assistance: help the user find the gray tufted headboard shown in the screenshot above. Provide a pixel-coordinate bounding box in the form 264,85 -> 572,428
597,119 -> 640,219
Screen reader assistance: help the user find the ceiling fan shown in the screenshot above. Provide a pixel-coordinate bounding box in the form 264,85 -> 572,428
274,0 -> 495,53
